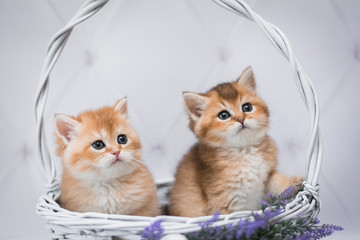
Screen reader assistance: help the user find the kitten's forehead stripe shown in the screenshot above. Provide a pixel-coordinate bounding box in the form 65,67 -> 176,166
210,83 -> 239,100
101,129 -> 107,138
93,131 -> 102,139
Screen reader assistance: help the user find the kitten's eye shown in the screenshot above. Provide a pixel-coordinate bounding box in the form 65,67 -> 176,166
92,140 -> 105,150
242,103 -> 253,113
117,134 -> 127,144
218,110 -> 231,120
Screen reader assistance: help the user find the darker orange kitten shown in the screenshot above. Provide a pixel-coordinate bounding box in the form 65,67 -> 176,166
55,98 -> 160,216
169,67 -> 305,217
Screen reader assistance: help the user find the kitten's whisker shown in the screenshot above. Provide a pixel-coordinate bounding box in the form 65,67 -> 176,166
129,158 -> 145,166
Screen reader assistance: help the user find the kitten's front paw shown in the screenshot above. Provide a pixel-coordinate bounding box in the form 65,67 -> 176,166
290,176 -> 306,196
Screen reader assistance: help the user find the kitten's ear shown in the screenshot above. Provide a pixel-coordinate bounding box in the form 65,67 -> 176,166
114,97 -> 128,118
236,66 -> 257,94
183,92 -> 208,120
55,114 -> 79,144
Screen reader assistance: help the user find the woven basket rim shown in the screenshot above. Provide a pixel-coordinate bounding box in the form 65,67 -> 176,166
37,179 -> 319,238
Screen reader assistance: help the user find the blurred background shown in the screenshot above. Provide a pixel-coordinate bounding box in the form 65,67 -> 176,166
0,0 -> 359,239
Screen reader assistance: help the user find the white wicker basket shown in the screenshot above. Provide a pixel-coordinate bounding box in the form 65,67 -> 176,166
35,0 -> 322,239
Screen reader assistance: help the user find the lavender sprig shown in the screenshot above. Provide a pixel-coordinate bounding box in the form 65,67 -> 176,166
141,187 -> 343,239
141,219 -> 163,240
199,211 -> 220,229
295,223 -> 344,240
280,185 -> 295,201
184,186 -> 343,240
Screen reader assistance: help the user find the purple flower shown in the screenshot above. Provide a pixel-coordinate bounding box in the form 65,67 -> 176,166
184,193 -> 343,240
260,200 -> 270,208
141,219 -> 164,240
245,219 -> 266,237
198,212 -> 220,229
264,208 -> 282,220
235,220 -> 246,240
212,225 -> 223,238
225,223 -> 234,239
227,223 -> 234,232
296,222 -> 344,240
280,185 -> 295,200
267,192 -> 275,198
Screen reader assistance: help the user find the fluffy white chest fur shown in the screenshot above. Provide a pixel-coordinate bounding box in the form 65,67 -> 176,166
90,181 -> 143,214
225,149 -> 271,211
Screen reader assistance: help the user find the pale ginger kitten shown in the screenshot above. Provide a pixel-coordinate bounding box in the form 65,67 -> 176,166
55,98 -> 160,216
169,67 -> 305,217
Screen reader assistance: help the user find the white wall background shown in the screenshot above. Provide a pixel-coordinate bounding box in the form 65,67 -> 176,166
0,0 -> 359,239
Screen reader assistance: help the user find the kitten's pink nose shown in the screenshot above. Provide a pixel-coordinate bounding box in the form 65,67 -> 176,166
235,116 -> 245,124
112,151 -> 120,158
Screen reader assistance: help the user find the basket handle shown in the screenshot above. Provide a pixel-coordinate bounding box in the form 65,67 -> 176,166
35,0 -> 322,192
34,0 -> 110,188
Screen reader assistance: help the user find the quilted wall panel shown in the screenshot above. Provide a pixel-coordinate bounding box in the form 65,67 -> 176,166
0,0 -> 359,239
